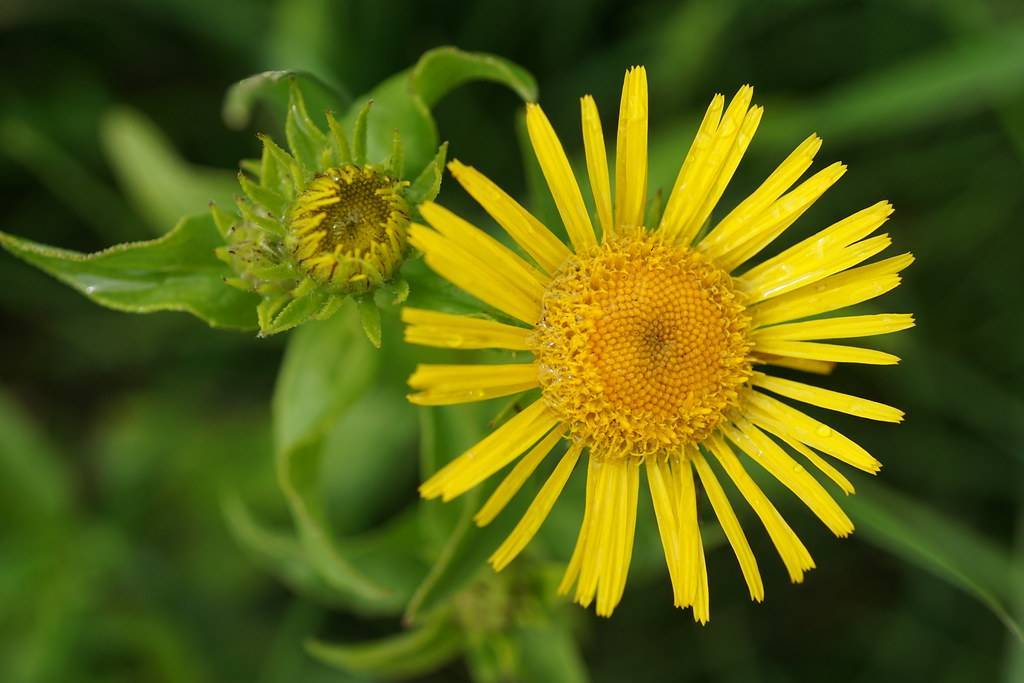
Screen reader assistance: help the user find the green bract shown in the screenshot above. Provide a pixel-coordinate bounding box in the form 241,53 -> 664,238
211,81 -> 446,339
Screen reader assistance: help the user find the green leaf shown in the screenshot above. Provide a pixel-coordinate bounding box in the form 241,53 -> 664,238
513,617 -> 589,683
358,297 -> 382,348
0,213 -> 259,330
411,47 -> 537,107
223,70 -> 350,131
321,389 -> 418,534
345,46 -> 537,179
220,493 -> 351,608
846,478 -> 1024,641
100,107 -> 238,234
306,614 -> 464,679
272,304 -> 393,606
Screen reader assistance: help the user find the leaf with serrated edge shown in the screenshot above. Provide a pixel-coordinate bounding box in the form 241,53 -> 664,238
0,213 -> 258,330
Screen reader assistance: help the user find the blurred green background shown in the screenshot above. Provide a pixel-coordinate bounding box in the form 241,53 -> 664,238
1,0 -> 1022,681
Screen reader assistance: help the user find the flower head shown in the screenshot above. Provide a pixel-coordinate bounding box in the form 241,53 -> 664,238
287,165 -> 409,291
212,80 -> 444,338
404,67 -> 914,620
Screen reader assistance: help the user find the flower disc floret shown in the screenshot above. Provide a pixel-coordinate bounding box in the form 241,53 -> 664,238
532,230 -> 752,456
287,165 -> 409,294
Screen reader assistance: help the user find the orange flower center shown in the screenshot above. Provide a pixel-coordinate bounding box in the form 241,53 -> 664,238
531,231 -> 752,457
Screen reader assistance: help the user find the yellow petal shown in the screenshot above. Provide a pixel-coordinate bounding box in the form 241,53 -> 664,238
752,372 -> 904,423
714,162 -> 847,273
688,105 -> 762,245
753,313 -> 915,342
407,363 -> 538,406
662,87 -> 755,246
658,93 -> 725,242
742,390 -> 882,473
728,418 -> 854,537
410,223 -> 541,324
704,432 -> 815,582
739,203 -> 894,302
597,458 -> 640,616
778,433 -> 855,496
754,354 -> 837,375
475,425 -> 567,526
692,452 -> 764,602
750,252 -> 913,327
699,134 -> 821,255
645,458 -> 685,605
525,103 -> 597,251
490,442 -> 582,571
402,307 -> 533,351
421,201 -> 548,287
448,160 -> 571,273
559,455 -> 598,597
420,400 -> 560,501
580,95 -> 613,239
753,339 -> 900,366
672,455 -> 709,623
614,66 -> 649,234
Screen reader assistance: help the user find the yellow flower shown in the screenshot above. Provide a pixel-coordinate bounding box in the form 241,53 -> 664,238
286,165 -> 409,292
403,67 -> 914,620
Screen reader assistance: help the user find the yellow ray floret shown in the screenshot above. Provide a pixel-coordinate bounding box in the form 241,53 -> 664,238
475,425 -> 568,526
692,452 -> 764,602
407,363 -> 539,406
401,308 -> 533,350
447,160 -> 571,273
525,104 -> 597,251
614,66 -> 649,233
580,95 -> 613,239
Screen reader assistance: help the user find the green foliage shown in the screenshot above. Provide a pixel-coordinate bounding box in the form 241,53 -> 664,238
3,3 -> 1024,682
306,616 -> 465,679
100,108 -> 238,234
271,304 -> 392,608
847,479 -> 1024,641
0,213 -> 259,329
342,47 -> 537,181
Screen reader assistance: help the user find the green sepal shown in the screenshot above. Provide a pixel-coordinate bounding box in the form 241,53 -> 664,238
644,187 -> 665,232
358,296 -> 383,348
238,157 -> 261,177
260,288 -> 327,336
325,110 -> 352,166
237,171 -> 287,218
352,100 -> 371,166
256,132 -> 303,199
406,142 -> 449,206
209,202 -> 238,240
258,135 -> 288,197
236,197 -> 286,237
382,278 -> 410,305
257,294 -> 291,330
387,129 -> 404,178
286,80 -> 330,178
